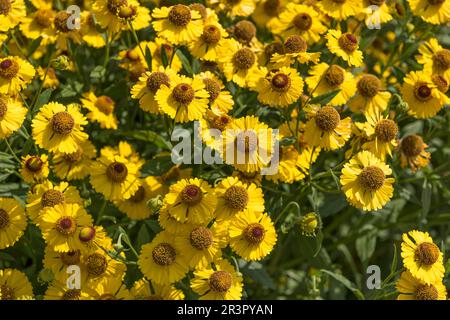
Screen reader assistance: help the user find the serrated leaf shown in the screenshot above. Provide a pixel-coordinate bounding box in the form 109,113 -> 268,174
309,89 -> 341,105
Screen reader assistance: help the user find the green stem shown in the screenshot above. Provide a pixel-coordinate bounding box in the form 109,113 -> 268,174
95,199 -> 108,224
4,138 -> 21,163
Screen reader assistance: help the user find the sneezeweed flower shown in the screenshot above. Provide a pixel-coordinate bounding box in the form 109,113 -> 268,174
32,102 -> 89,154
214,176 -> 265,221
219,0 -> 256,17
347,74 -> 392,116
0,0 -> 26,32
0,95 -> 27,139
265,145 -> 306,184
317,0 -> 362,20
131,279 -> 185,300
90,154 -> 141,201
0,198 -> 27,249
138,231 -> 189,285
401,230 -> 445,285
44,280 -> 92,300
158,206 -> 189,234
270,35 -> 321,68
252,0 -> 287,27
39,203 -> 93,252
359,0 -> 393,27
269,3 -> 326,43
53,10 -> 82,50
52,139 -> 97,181
80,92 -> 118,130
37,67 -> 59,89
152,4 -> 203,45
81,247 -> 127,285
0,269 -> 34,300
195,71 -> 234,115
145,38 -> 183,73
86,276 -> 130,300
416,38 -> 450,81
80,11 -> 106,48
232,170 -> 263,187
156,74 -> 209,123
303,105 -> 352,151
400,70 -> 445,118
299,212 -> 322,237
340,150 -> 394,211
408,0 -> 450,25
101,141 -> 144,170
398,134 -> 431,172
326,30 -> 363,67
43,248 -> 85,283
0,56 -> 35,95
26,180 -> 83,224
254,67 -> 303,108
305,63 -> 357,107
231,20 -> 259,47
191,259 -> 243,300
19,5 -> 56,46
229,211 -> 277,261
162,178 -> 216,224
199,110 -> 233,150
131,67 -> 177,114
396,271 -> 447,300
78,225 -> 112,253
20,154 -> 50,184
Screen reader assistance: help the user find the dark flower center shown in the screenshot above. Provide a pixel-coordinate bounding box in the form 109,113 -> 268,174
234,20 -> 256,44
181,184 -> 203,205
224,185 -> 249,211
146,72 -> 170,93
95,96 -> 115,115
87,253 -> 108,276
375,119 -> 398,142
325,64 -> 345,87
359,166 -> 385,191
432,49 -> 450,71
0,59 -> 19,80
271,73 -> 291,92
0,209 -> 9,229
431,74 -> 449,93
62,289 -> 81,300
35,9 -> 54,28
52,112 -> 75,135
264,42 -> 284,59
130,186 -> 146,203
401,135 -> 424,157
79,226 -> 96,242
61,250 -> 81,265
55,216 -> 76,235
233,48 -> 255,70
25,156 -> 44,172
63,149 -> 83,163
414,83 -> 432,101
416,284 -> 439,300
203,78 -> 221,102
0,0 -> 11,15
202,25 -> 222,45
357,74 -> 381,97
263,0 -> 280,16
293,13 -> 312,31
315,106 -> 340,132
284,35 -> 307,53
152,243 -> 176,266
209,271 -> 233,292
172,83 -> 195,105
244,223 -> 266,244
0,285 -> 15,300
415,242 -> 440,266
168,4 -> 191,27
338,33 -> 358,53
107,0 -> 127,14
0,98 -> 7,119
190,227 -> 213,250
54,11 -> 71,33
41,189 -> 65,208
106,162 -> 128,183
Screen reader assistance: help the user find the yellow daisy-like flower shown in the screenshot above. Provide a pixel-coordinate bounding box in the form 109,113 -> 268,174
303,105 -> 351,151
359,0 -> 393,27
90,154 -> 141,201
175,223 -> 228,269
53,10 -> 82,51
155,74 -> 209,123
398,134 -> 431,173
152,4 -> 203,45
219,0 -> 256,17
86,276 -> 130,300
158,206 -> 190,234
305,63 -> 357,106
100,141 -> 144,170
0,95 -> 27,139
340,150 -> 394,211
326,29 -> 363,67
131,278 -> 185,300
52,139 -> 97,181
131,66 -> 177,114
219,39 -> 265,88
0,0 -> 26,32
229,211 -> 277,261
198,110 -> 233,150
401,230 -> 445,285
26,180 -> 83,224
138,231 -> 189,285
32,102 -> 89,154
317,0 -> 362,20
416,38 -> 450,81
37,67 -> 59,89
191,259 -> 243,300
39,203 -> 93,252
19,6 -> 56,46
265,145 -> 307,184
232,170 -> 263,186
80,11 -> 106,48
0,269 -> 34,300
81,247 -> 127,285
251,0 -> 288,28
144,38 -> 183,73
0,56 -> 35,95
78,225 -> 112,253
408,0 -> 449,25
80,92 -> 118,130
396,271 -> 447,300
20,154 -> 50,184
400,70 -> 445,118
0,198 -> 26,249
162,178 -> 216,224
43,248 -> 84,283
269,3 -> 327,43
214,176 -> 264,221
195,71 -> 234,115
221,116 -> 277,173
254,66 -> 303,108
44,280 -> 92,300
270,35 -> 321,68
347,74 -> 392,116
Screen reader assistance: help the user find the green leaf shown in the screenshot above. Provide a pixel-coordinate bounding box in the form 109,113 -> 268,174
120,130 -> 172,150
28,37 -> 43,56
140,155 -> 174,176
421,179 -> 432,221
160,45 -> 169,67
320,269 -> 365,300
280,136 -> 297,146
34,88 -> 53,112
355,227 -> 377,263
90,65 -> 106,80
243,261 -> 276,290
309,89 -> 341,105
144,45 -> 152,72
176,50 -> 193,75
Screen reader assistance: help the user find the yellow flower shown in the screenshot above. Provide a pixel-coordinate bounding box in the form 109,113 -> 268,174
0,0 -> 26,32
158,206 -> 190,234
265,145 -> 307,184
401,230 -> 445,285
305,63 -> 357,106
191,259 -> 243,300
0,95 -> 27,139
326,29 -> 363,67
80,92 -> 118,130
131,66 -> 177,114
303,105 -> 351,151
359,0 -> 393,27
53,10 -> 83,51
52,139 -> 97,181
398,134 -> 431,173
232,170 -> 263,186
0,269 -> 34,300
198,110 -> 233,150
229,211 -> 277,261
32,102 -> 88,154
162,178 -> 216,224
254,66 -> 303,108
0,56 -> 35,95
100,141 -> 144,170
78,225 -> 112,253
400,70 -> 445,118
408,0 -> 449,25
214,176 -> 264,221
195,71 -> 234,115
0,198 -> 27,249
43,248 -> 84,283
19,6 -> 56,46
317,0 -> 362,20
80,11 -> 106,48
37,67 -> 59,89
416,38 -> 450,81
152,4 -> 203,45
340,150 -> 394,211
81,246 -> 127,285
396,271 -> 447,300
86,276 -> 131,300
44,280 -> 92,300
299,212 -> 321,237
90,154 -> 141,201
138,231 -> 189,285
144,38 -> 183,73
131,278 -> 185,300
251,0 -> 288,28
39,203 -> 93,252
270,35 -> 321,68
219,0 -> 256,17
347,74 -> 391,116
156,74 -> 209,123
20,154 -> 50,184
269,3 -> 327,43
